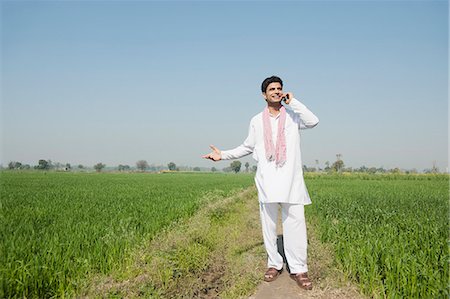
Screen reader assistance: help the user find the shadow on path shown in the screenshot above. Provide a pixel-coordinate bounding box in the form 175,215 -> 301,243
276,234 -> 290,273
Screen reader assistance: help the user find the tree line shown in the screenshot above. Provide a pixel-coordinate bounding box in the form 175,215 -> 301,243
3,157 -> 443,174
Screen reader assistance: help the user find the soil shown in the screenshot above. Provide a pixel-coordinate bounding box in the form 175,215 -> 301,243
249,269 -> 365,299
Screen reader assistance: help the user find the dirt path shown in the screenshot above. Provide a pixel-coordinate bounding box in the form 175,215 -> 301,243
248,207 -> 366,299
249,269 -> 364,299
84,186 -> 366,298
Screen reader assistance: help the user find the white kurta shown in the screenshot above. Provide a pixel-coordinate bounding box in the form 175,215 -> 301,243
221,98 -> 319,204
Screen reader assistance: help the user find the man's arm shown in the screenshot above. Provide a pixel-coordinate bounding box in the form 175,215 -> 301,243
220,141 -> 254,160
202,122 -> 255,161
283,92 -> 319,129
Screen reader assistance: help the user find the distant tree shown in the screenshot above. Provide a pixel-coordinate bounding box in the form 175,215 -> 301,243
136,160 -> 149,171
94,163 -> 106,172
37,159 -> 50,170
65,163 -> 71,170
431,161 -> 439,174
8,161 -> 25,170
193,167 -> 201,171
230,160 -> 241,173
118,164 -> 129,171
78,164 -> 84,169
357,165 -> 368,173
244,162 -> 250,172
368,167 -> 377,174
252,165 -> 257,172
324,161 -> 331,172
211,167 -> 217,172
377,167 -> 386,173
22,164 -> 31,170
389,167 -> 401,174
168,162 -> 177,171
332,160 -> 344,173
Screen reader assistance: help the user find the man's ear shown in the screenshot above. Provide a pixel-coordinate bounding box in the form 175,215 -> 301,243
262,92 -> 267,100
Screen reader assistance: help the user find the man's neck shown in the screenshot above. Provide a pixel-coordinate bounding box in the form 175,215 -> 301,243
267,102 -> 282,116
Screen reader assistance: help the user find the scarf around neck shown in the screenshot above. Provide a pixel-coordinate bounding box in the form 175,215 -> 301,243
263,106 -> 286,167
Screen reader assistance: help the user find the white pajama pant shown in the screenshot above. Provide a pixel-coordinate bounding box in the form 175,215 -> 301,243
259,202 -> 308,274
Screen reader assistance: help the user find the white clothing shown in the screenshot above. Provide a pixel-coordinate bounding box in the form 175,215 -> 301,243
221,98 -> 317,273
221,98 -> 319,204
259,203 -> 308,273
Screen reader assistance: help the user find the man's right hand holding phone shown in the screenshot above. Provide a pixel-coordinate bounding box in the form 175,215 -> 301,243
282,92 -> 294,105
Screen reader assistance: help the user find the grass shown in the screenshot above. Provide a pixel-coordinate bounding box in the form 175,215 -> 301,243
2,171 -> 447,298
305,173 -> 449,298
0,171 -> 255,298
85,186 -> 266,298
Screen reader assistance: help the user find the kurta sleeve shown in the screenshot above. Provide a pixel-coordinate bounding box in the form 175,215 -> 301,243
221,121 -> 255,160
287,98 -> 319,129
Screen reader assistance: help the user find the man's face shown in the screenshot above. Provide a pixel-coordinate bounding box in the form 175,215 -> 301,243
262,82 -> 283,103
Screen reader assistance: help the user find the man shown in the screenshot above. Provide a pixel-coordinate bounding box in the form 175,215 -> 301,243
202,76 -> 319,290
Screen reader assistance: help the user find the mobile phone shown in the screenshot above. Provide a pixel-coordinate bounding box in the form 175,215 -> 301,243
282,94 -> 290,102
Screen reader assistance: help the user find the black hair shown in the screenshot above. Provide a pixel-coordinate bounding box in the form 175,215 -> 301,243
261,76 -> 283,93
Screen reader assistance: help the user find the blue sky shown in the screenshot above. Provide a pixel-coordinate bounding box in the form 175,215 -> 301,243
1,0 -> 448,171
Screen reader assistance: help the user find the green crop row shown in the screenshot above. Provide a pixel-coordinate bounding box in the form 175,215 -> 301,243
305,175 -> 449,298
0,172 -> 254,298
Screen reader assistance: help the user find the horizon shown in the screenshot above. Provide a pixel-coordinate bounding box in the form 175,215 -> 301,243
2,158 -> 446,173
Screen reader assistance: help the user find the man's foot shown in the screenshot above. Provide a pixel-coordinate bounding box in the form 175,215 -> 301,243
263,267 -> 283,282
290,272 -> 313,290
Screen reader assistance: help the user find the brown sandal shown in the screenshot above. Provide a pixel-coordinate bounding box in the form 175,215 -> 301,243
290,272 -> 313,290
264,267 -> 283,282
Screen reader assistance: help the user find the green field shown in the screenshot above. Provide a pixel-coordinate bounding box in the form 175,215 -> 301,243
306,174 -> 449,298
1,172 -> 448,298
0,172 -> 254,298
